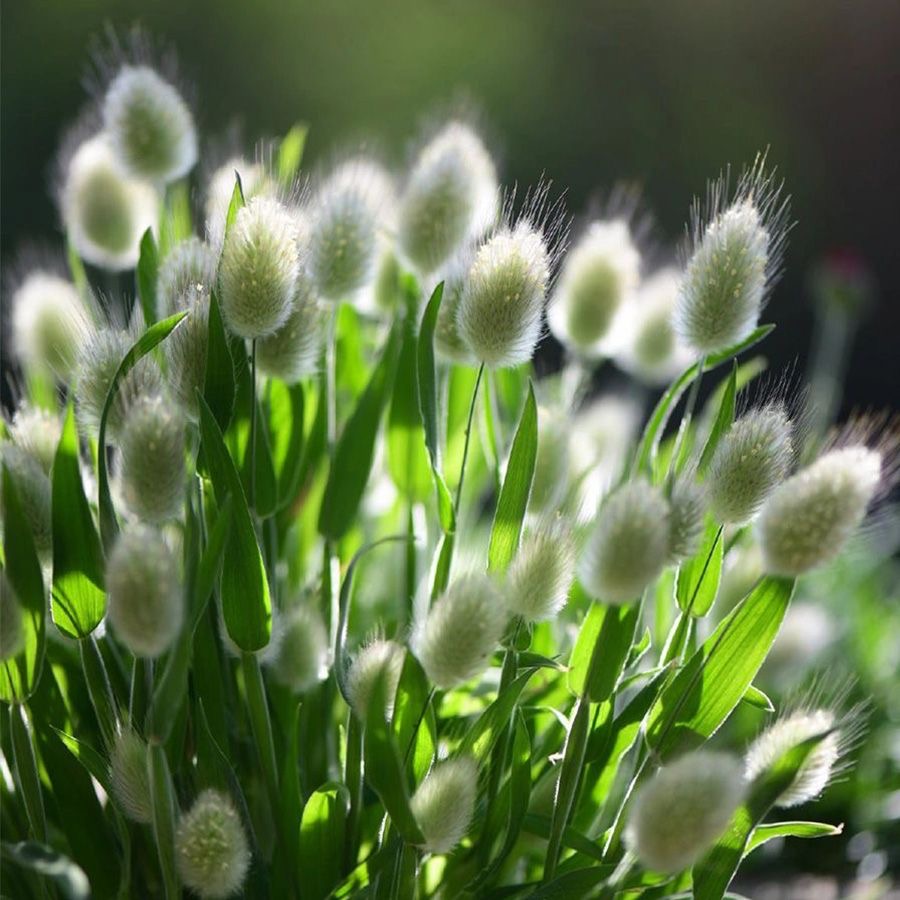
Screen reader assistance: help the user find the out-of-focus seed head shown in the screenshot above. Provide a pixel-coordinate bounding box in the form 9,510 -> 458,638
718,541 -> 764,613
412,573 -> 508,690
75,327 -> 163,441
268,604 -> 330,693
157,237 -> 218,316
707,404 -> 794,525
119,396 -> 185,523
627,750 -> 745,873
548,219 -> 641,356
674,156 -> 790,356
410,756 -> 479,854
759,446 -> 882,575
8,405 -> 62,474
614,267 -> 693,386
60,134 -> 158,271
667,477 -> 706,563
398,121 -> 498,275
505,517 -> 576,622
218,196 -> 299,339
103,65 -> 197,183
745,689 -> 867,808
205,156 -> 275,253
163,295 -> 209,421
256,268 -> 324,383
0,575 -> 24,662
307,157 -> 395,302
345,638 -> 406,721
1,445 -> 52,561
109,729 -> 152,823
10,272 -> 91,379
106,526 -> 183,658
766,602 -> 835,676
579,480 -> 671,604
176,789 -> 251,900
529,405 -> 571,516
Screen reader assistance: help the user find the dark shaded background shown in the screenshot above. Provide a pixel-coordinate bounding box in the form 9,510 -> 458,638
3,0 -> 899,412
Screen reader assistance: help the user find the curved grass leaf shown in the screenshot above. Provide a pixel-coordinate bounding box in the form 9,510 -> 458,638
0,468 -> 46,702
97,311 -> 187,549
319,322 -> 402,540
488,383 -> 537,573
647,576 -> 795,759
51,404 -> 105,639
745,820 -> 842,855
198,393 -> 272,651
298,782 -> 350,900
741,684 -> 775,712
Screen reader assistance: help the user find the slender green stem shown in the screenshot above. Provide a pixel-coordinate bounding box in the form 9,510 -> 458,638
242,653 -> 281,832
454,362 -> 485,521
249,338 -> 258,509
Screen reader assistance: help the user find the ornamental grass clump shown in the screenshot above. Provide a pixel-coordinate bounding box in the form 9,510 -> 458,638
1,27 -> 893,899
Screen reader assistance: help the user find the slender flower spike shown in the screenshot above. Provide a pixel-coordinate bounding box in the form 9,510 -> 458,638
345,638 -> 406,721
105,526 -> 183,658
10,272 -> 91,379
627,750 -> 746,873
60,134 -> 158,271
109,729 -> 153,824
307,157 -> 395,301
759,445 -> 881,575
548,219 -> 641,357
504,517 -> 576,622
8,405 -> 62,475
412,573 -> 508,690
218,196 -> 299,339
103,65 -> 197,183
268,605 -> 330,693
674,157 -> 789,356
156,236 -> 218,316
410,756 -> 479,854
176,789 -> 251,900
398,121 -> 498,275
579,480 -> 671,604
119,395 -> 186,523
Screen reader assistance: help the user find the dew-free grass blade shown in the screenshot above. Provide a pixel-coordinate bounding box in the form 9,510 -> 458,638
459,669 -> 536,761
675,516 -> 724,617
278,122 -> 308,187
744,820 -> 842,855
298,782 -> 350,900
51,404 -> 105,639
268,380 -> 306,513
698,360 -> 737,474
203,292 -> 236,435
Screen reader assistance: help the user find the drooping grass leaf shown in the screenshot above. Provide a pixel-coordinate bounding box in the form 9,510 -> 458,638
0,468 -> 46,702
745,820 -> 842,855
198,393 -> 272,651
51,404 -> 105,639
647,575 -> 795,759
136,228 -> 159,325
298,782 -> 349,900
488,383 -> 537,573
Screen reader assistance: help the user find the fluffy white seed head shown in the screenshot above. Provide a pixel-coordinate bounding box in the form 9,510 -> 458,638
505,518 -> 576,622
103,65 -> 197,183
1,445 -> 52,560
157,237 -> 218,317
119,396 -> 185,523
398,121 -> 498,275
0,575 -> 24,662
60,134 -> 158,271
307,157 -> 394,301
759,446 -> 881,575
268,604 -> 330,693
205,156 -> 274,253
548,219 -> 641,356
614,267 -> 693,385
105,526 -> 183,658
75,327 -> 163,441
410,756 -> 479,854
109,729 -> 152,823
667,477 -> 706,564
218,196 -> 299,339
579,480 -> 671,604
431,250 -> 477,365
163,295 -> 210,421
707,404 -> 794,525
176,789 -> 250,900
10,272 -> 91,379
256,268 -> 324,383
627,751 -> 745,873
345,638 -> 406,721
528,405 -> 571,515
412,573 -> 508,690
745,709 -> 839,807
457,222 -> 552,368
674,159 -> 789,355
9,405 -> 62,475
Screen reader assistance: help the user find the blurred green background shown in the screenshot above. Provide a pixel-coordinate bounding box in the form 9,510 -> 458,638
3,0 -> 899,413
